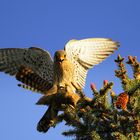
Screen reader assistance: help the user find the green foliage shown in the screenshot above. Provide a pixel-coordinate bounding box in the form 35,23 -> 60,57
60,55 -> 140,140
38,55 -> 139,140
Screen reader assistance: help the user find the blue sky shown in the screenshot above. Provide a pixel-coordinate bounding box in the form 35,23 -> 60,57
0,0 -> 139,140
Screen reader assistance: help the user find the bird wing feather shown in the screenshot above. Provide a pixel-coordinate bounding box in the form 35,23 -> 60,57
65,38 -> 119,89
0,47 -> 54,92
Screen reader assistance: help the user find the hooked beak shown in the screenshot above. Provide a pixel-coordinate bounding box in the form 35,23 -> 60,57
58,57 -> 64,63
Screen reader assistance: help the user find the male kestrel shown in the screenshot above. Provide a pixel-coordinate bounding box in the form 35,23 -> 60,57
0,38 -> 119,132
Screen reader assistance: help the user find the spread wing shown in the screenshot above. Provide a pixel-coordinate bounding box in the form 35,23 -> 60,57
0,47 -> 54,93
65,38 -> 119,89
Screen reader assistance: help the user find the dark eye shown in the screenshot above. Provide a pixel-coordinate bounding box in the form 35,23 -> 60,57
64,54 -> 66,57
55,53 -> 58,57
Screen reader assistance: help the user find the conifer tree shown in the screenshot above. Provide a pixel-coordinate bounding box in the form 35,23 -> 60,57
40,55 -> 140,140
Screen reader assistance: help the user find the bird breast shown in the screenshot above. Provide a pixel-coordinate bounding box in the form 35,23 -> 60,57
54,60 -> 74,87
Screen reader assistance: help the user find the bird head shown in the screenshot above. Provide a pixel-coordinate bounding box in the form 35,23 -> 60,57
54,50 -> 67,63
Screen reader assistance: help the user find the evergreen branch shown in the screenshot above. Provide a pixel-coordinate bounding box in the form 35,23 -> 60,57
126,55 -> 140,79
36,55 -> 140,140
115,54 -> 129,86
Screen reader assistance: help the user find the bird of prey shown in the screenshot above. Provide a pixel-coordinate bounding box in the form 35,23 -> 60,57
0,38 -> 119,93
0,38 -> 119,132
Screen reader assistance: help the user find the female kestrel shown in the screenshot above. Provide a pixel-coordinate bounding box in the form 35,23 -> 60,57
0,38 -> 119,132
0,38 -> 119,94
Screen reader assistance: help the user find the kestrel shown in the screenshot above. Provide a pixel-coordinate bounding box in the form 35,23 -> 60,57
0,38 -> 119,93
0,38 -> 119,132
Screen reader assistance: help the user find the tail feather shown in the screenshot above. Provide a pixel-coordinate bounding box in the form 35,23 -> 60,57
37,105 -> 58,133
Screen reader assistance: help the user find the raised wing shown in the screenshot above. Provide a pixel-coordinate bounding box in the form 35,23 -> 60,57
0,47 -> 54,93
65,38 -> 119,89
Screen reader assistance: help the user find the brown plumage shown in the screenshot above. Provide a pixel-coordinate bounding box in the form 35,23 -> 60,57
16,66 -> 53,93
0,38 -> 119,132
53,50 -> 78,92
37,104 -> 58,133
0,38 -> 119,94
